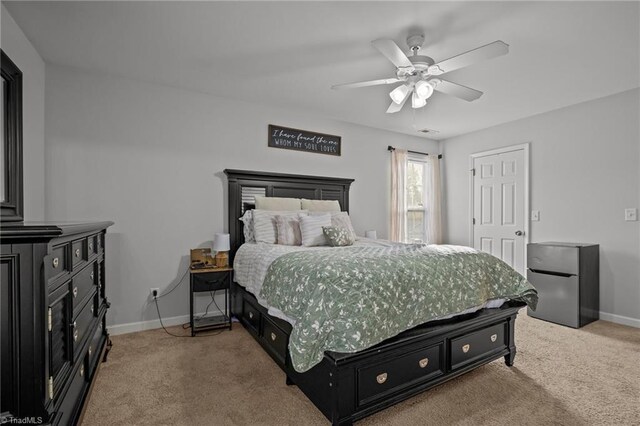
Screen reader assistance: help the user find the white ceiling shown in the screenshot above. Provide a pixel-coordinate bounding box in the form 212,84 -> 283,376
4,1 -> 640,140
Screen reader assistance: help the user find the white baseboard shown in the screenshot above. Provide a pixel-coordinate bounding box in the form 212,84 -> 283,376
108,313 -> 193,335
109,310 -> 639,335
599,311 -> 640,328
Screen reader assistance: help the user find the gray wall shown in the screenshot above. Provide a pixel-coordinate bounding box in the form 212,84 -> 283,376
441,89 -> 640,325
1,5 -> 45,221
44,65 -> 439,331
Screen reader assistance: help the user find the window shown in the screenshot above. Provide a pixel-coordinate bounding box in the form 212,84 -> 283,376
406,154 -> 428,243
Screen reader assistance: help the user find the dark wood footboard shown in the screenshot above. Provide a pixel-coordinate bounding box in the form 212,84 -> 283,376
231,281 -> 524,425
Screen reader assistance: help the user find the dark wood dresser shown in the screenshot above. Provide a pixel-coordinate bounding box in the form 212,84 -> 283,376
1,221 -> 113,425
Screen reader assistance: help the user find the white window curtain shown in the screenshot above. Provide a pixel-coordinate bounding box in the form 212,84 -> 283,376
425,155 -> 442,244
390,148 -> 408,242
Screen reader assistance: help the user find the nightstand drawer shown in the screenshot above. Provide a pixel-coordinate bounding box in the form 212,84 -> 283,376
192,271 -> 229,292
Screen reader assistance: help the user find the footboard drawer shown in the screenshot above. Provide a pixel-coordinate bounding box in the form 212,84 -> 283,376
262,317 -> 288,365
450,323 -> 506,370
357,343 -> 443,406
242,299 -> 260,334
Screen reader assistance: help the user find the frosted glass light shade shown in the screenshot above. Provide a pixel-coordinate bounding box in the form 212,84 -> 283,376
415,80 -> 434,99
412,92 -> 427,109
389,84 -> 410,104
213,233 -> 230,251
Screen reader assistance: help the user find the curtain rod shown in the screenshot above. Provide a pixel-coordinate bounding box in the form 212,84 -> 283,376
387,145 -> 443,159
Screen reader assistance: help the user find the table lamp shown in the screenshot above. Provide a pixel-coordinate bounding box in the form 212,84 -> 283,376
213,233 -> 230,268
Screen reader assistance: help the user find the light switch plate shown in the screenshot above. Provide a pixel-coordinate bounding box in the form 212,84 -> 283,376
625,208 -> 637,221
531,210 -> 540,221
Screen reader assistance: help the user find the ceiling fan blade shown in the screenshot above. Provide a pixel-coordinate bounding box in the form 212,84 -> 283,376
372,39 -> 415,71
332,78 -> 402,90
386,90 -> 411,113
428,40 -> 509,75
432,79 -> 483,101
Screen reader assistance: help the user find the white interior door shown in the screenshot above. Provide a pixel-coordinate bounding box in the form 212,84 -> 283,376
472,146 -> 527,274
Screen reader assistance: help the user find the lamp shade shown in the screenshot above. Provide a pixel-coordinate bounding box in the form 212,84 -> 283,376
213,233 -> 230,251
365,230 -> 377,240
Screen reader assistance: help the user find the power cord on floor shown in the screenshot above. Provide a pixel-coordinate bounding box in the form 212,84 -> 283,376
153,289 -> 227,338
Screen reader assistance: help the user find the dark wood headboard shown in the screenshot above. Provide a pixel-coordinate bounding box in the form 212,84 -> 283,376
224,169 -> 354,260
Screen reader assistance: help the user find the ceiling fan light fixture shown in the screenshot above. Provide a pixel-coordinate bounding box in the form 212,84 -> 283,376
415,80 -> 434,99
411,91 -> 427,109
389,84 -> 411,104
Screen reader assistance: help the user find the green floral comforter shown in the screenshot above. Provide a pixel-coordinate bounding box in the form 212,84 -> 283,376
259,244 -> 537,372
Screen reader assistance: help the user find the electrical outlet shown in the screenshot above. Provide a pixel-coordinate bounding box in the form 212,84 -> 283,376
531,210 -> 540,221
625,208 -> 637,221
150,287 -> 160,298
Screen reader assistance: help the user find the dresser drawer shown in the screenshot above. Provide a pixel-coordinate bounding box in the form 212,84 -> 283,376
87,320 -> 105,377
262,317 -> 288,365
71,262 -> 98,316
72,295 -> 97,359
242,299 -> 260,334
357,343 -> 443,406
71,238 -> 88,268
55,362 -> 88,426
88,234 -> 99,257
450,323 -> 506,370
48,244 -> 69,285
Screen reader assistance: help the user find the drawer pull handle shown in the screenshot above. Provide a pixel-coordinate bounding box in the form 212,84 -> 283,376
89,346 -> 93,357
73,287 -> 78,298
376,373 -> 387,384
270,332 -> 276,341
462,344 -> 470,353
79,365 -> 84,378
249,312 -> 254,319
490,334 -> 497,343
91,305 -> 94,314
75,248 -> 81,258
419,358 -> 429,368
74,330 -> 79,342
89,242 -> 94,251
52,257 -> 59,268
90,271 -> 94,281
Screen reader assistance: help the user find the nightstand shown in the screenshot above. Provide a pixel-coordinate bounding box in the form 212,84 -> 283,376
189,267 -> 233,336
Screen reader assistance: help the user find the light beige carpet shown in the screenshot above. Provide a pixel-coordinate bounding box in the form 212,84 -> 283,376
83,312 -> 640,426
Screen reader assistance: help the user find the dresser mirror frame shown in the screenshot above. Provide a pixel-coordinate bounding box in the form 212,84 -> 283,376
1,49 -> 24,222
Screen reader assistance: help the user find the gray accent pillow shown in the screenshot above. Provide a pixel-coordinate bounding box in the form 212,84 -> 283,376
322,226 -> 355,247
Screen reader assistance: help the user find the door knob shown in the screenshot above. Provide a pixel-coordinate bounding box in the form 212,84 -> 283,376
515,230 -> 524,236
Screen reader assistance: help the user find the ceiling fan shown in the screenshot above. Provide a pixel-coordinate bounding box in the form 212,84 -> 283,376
331,34 -> 509,113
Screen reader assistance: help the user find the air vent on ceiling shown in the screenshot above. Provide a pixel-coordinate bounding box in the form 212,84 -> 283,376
417,128 -> 439,134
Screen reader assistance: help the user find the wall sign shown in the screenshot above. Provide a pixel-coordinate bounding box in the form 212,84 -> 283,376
268,124 -> 341,156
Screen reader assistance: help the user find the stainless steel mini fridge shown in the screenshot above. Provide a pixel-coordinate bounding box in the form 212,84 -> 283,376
527,242 -> 599,328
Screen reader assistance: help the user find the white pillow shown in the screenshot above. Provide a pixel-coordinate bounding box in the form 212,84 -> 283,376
239,210 -> 255,243
255,196 -> 301,211
275,215 -> 303,246
300,214 -> 332,246
254,210 -> 308,244
301,199 -> 341,212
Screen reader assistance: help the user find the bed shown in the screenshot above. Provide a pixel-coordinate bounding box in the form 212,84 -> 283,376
225,169 -> 535,426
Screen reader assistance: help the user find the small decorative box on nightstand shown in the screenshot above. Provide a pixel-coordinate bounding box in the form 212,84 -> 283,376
189,267 -> 233,336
